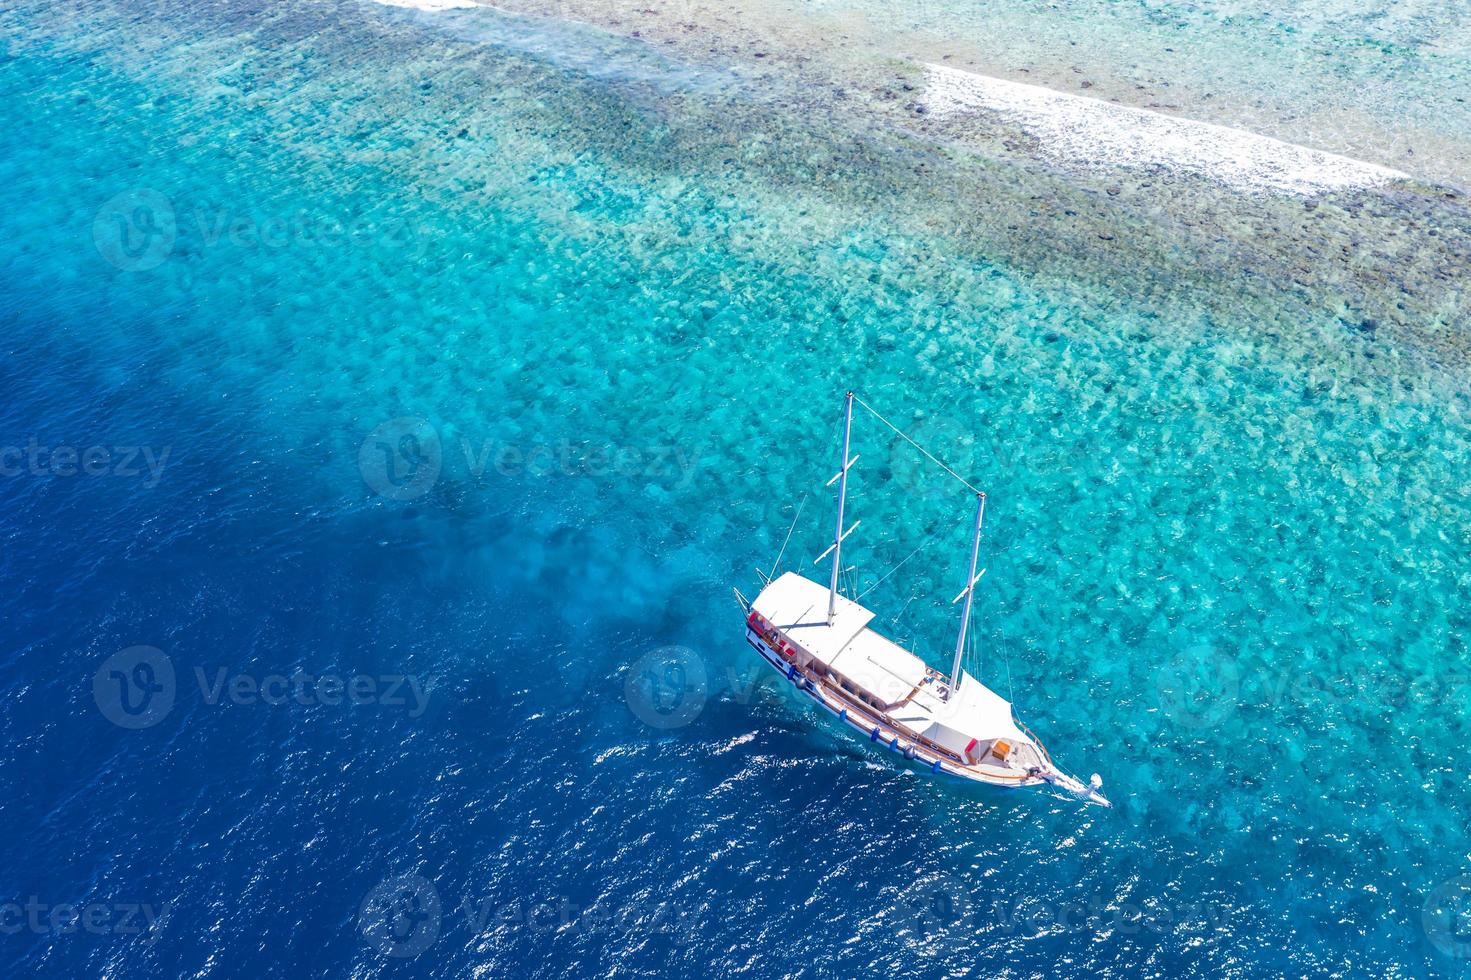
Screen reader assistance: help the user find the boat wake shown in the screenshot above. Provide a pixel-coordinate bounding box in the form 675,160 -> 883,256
922,63 -> 1408,197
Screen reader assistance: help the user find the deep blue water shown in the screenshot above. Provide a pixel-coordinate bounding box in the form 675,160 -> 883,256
3,0 -> 1471,976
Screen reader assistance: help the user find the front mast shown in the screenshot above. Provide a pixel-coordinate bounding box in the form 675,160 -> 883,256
825,392 -> 857,625
948,492 -> 986,697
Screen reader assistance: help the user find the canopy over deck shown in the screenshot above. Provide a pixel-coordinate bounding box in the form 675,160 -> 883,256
752,573 -> 1024,750
894,672 -> 1025,756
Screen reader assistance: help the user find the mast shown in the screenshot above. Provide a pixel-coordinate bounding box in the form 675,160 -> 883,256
825,392 -> 857,625
948,492 -> 986,697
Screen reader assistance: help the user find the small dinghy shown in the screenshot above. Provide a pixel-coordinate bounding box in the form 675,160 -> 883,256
737,392 -> 1109,807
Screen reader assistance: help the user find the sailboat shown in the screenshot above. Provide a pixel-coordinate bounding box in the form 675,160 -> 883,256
736,392 -> 1109,806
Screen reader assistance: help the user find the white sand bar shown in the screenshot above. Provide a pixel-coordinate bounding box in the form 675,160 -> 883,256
923,63 -> 1408,196
365,0 -> 480,11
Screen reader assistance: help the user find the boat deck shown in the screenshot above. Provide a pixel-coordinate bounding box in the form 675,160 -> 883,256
750,571 -> 1034,773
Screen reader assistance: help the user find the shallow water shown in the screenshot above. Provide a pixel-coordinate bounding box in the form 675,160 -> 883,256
3,0 -> 1470,976
483,0 -> 1471,184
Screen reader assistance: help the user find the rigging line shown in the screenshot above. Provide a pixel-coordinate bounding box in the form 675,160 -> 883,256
858,507 -> 969,601
966,620 -> 976,678
851,394 -> 984,496
1003,639 -> 1015,704
888,593 -> 918,627
856,545 -> 921,600
767,492 -> 809,581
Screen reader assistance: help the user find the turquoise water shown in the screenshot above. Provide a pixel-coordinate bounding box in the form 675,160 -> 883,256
4,0 -> 1471,975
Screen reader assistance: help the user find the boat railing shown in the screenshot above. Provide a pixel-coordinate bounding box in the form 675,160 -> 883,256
1016,718 -> 1056,768
755,631 -> 979,769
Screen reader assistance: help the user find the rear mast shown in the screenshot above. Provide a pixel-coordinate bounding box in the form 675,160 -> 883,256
948,492 -> 986,697
819,391 -> 859,625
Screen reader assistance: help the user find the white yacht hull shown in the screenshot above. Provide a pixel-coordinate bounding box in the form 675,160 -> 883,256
743,573 -> 1109,806
745,626 -> 1008,785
